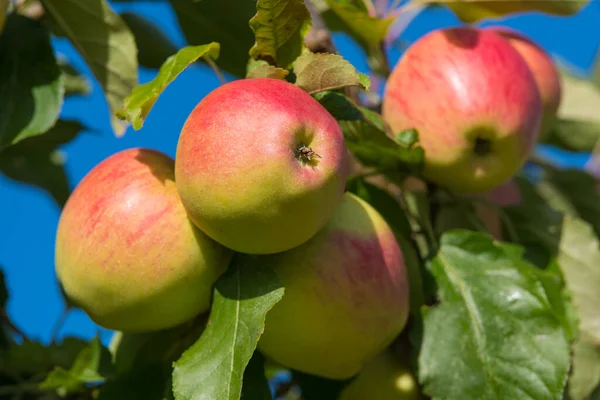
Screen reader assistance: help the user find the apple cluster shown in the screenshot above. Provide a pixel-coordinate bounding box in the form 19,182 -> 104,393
54,24 -> 561,386
54,78 -> 410,380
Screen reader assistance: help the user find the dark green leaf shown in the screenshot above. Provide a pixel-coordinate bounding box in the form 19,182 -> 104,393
312,91 -> 363,121
419,231 -> 570,400
314,92 -> 423,173
117,43 -> 220,130
172,256 -> 284,400
121,12 -> 179,69
169,0 -> 255,77
0,14 -> 63,150
1,337 -> 89,376
293,52 -> 369,94
40,0 -> 138,136
40,337 -> 112,397
246,59 -> 289,80
100,321 -> 205,400
58,59 -> 91,97
249,0 -> 311,68
421,0 -> 589,23
240,352 -> 272,400
0,120 -> 84,207
312,0 -> 393,54
544,119 -> 600,152
537,169 -> 600,237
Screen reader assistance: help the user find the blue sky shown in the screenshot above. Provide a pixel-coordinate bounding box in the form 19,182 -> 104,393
1,1 -> 599,345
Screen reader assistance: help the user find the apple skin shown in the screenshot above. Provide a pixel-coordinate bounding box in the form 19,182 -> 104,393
0,0 -> 6,35
487,27 -> 562,139
339,352 -> 420,400
257,192 -> 410,379
175,78 -> 349,255
55,148 -> 233,332
382,26 -> 542,193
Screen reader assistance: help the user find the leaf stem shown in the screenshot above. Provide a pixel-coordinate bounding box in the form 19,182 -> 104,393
205,58 -> 226,85
50,305 -> 70,343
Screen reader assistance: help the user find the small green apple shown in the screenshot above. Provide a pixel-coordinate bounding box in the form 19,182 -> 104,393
382,27 -> 542,193
175,78 -> 349,255
339,352 -> 420,400
487,27 -> 562,139
257,192 -> 410,379
55,148 -> 233,332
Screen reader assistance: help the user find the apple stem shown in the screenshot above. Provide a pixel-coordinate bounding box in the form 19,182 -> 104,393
473,138 -> 492,156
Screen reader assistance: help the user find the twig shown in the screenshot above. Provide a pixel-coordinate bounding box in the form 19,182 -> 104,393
50,305 -> 71,343
1,308 -> 26,341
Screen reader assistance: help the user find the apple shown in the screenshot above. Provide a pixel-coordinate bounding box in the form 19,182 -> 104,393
55,148 -> 233,332
175,78 -> 349,255
257,192 -> 410,379
382,26 -> 542,193
339,352 -> 420,400
487,27 -> 562,139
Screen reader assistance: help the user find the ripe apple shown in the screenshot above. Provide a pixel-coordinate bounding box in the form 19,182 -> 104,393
382,26 -> 542,193
175,78 -> 349,255
488,26 -> 562,138
339,352 -> 420,400
257,192 -> 410,379
55,148 -> 233,332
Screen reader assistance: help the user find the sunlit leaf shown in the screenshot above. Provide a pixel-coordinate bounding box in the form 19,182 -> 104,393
293,52 -> 370,94
40,0 -> 138,136
117,43 -> 219,130
249,0 -> 312,68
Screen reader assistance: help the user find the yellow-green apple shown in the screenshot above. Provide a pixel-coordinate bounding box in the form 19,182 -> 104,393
55,148 -> 233,332
257,192 -> 410,379
175,78 -> 349,255
488,26 -> 562,138
339,352 -> 420,400
382,26 -> 542,193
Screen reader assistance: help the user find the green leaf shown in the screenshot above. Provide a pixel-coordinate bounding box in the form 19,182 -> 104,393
537,169 -> 600,237
120,12 -> 179,70
117,43 -> 220,130
419,0 -> 590,23
0,269 -> 7,308
0,120 -> 84,207
58,59 -> 91,97
100,323 -> 205,400
0,14 -> 63,150
40,337 -> 112,397
419,231 -> 570,400
313,0 -> 393,53
545,119 -> 600,152
246,59 -> 289,80
240,352 -> 272,400
0,337 -> 90,375
172,256 -> 284,400
169,0 -> 255,77
315,91 -> 423,174
554,217 -> 600,399
570,339 -> 600,400
249,0 -> 312,68
293,52 -> 369,94
40,0 -> 138,137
